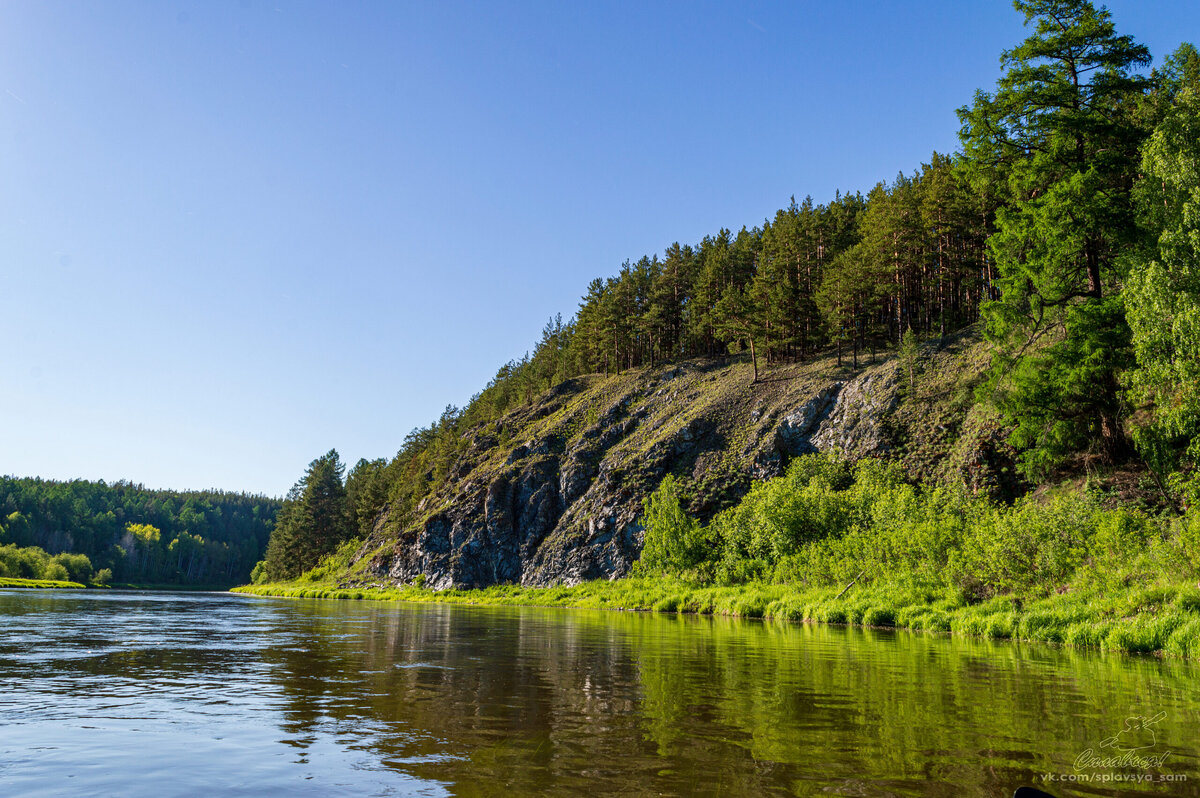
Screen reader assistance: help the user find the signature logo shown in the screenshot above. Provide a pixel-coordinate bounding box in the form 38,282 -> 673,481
1074,712 -> 1172,772
1099,711 -> 1166,752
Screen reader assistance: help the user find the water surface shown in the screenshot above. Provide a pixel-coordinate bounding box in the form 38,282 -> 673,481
1,589 -> 1197,796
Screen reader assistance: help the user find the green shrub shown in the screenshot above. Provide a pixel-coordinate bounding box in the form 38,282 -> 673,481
785,454 -> 854,491
52,552 -> 93,584
43,562 -> 70,582
637,476 -> 707,574
250,561 -> 269,584
862,606 -> 896,627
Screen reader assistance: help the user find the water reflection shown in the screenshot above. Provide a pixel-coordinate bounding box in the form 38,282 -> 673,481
0,589 -> 1197,797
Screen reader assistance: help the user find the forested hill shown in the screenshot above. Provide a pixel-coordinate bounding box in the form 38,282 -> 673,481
0,477 -> 280,586
254,2 -> 1200,591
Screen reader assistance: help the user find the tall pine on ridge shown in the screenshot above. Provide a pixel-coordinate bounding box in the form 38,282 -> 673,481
958,0 -> 1152,475
263,449 -> 352,581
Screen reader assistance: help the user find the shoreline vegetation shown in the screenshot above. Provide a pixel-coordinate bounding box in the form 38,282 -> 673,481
0,577 -> 238,591
0,576 -> 86,589
235,455 -> 1200,663
232,575 -> 1200,661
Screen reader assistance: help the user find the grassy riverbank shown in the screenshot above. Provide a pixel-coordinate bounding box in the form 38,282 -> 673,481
238,453 -> 1200,661
234,574 -> 1200,660
109,582 -> 237,591
0,576 -> 86,589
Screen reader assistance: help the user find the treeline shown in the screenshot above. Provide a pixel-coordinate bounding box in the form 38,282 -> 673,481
570,156 -> 994,379
0,476 -> 280,585
489,154 -> 993,398
329,152 -> 1000,553
443,7 -> 1200,491
260,1 -> 1200,581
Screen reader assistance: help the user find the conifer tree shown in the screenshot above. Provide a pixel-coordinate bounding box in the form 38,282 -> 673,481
753,216 -> 800,362
346,457 -> 389,538
263,449 -> 351,580
958,0 -> 1152,473
713,285 -> 764,383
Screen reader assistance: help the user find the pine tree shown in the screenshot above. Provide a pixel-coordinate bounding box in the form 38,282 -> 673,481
345,457 -> 389,538
713,285 -> 763,383
816,248 -> 856,368
958,0 -> 1152,473
919,152 -> 990,337
691,230 -> 734,356
573,278 -> 608,374
648,243 -> 695,362
752,216 -> 799,363
263,449 -> 351,580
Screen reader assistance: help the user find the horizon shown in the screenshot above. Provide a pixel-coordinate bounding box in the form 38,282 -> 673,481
3,0 -> 1197,497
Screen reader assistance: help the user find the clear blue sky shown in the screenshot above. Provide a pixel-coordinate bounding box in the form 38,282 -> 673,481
2,1 -> 1196,497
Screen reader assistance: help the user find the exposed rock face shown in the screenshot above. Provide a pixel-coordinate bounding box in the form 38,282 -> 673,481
352,352 -> 936,591
373,453 -> 568,591
811,364 -> 900,459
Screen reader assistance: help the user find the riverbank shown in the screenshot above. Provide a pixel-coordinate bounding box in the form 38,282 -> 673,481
0,577 -> 237,591
109,582 -> 238,591
0,576 -> 86,589
234,575 -> 1200,661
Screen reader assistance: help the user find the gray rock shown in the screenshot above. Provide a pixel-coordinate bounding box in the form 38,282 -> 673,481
811,364 -> 900,459
352,358 -> 906,591
773,383 -> 842,455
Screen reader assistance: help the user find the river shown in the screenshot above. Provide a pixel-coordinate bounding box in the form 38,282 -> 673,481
0,589 -> 1196,796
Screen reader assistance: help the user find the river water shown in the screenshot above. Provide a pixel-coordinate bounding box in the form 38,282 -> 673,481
0,589 -> 1197,797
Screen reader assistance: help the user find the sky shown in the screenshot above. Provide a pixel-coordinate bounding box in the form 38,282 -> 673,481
2,1 -> 1197,497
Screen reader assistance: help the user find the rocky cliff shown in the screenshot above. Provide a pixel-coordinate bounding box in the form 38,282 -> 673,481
345,331 -> 1008,590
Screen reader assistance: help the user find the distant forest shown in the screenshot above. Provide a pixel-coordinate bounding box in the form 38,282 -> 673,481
0,477 -> 280,585
258,1 -> 1200,580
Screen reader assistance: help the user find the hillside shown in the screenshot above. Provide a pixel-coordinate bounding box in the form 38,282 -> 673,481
333,331 -> 1013,590
253,9 -> 1200,605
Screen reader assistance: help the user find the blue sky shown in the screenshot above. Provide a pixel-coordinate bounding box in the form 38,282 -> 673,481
2,1 -> 1196,497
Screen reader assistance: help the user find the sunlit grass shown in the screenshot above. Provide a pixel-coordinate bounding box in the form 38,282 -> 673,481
0,576 -> 85,589
234,573 -> 1200,660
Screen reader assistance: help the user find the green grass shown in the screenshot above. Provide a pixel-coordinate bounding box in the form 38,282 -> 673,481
108,582 -> 236,591
233,574 -> 1200,661
0,576 -> 86,589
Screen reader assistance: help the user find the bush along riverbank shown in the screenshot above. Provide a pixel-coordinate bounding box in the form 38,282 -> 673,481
0,543 -> 110,588
235,454 -> 1200,661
